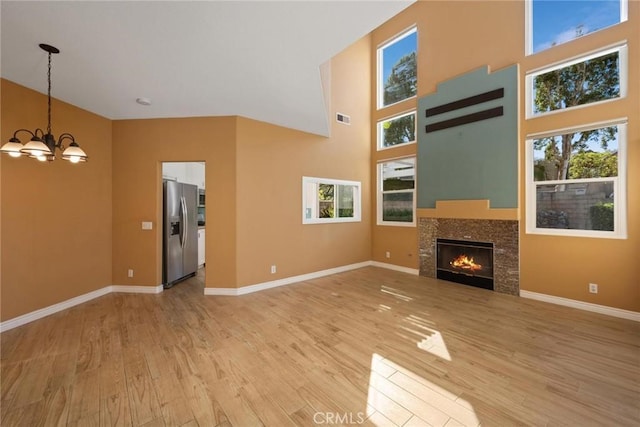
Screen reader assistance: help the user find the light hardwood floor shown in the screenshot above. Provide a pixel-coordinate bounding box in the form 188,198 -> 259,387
1,267 -> 639,426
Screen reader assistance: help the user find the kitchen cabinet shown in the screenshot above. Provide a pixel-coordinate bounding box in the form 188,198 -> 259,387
198,228 -> 205,267
187,162 -> 205,189
163,162 -> 204,189
162,162 -> 187,183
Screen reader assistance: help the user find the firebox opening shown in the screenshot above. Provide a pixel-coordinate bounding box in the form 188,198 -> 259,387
436,238 -> 494,291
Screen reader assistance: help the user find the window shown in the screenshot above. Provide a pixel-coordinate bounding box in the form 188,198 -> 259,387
526,45 -> 626,118
302,177 -> 361,224
378,111 -> 416,150
377,27 -> 417,109
378,158 -> 416,226
527,0 -> 627,55
526,121 -> 627,238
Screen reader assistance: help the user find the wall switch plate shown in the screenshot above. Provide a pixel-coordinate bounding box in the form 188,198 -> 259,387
142,221 -> 153,230
128,269 -> 134,278
270,265 -> 277,274
589,283 -> 598,294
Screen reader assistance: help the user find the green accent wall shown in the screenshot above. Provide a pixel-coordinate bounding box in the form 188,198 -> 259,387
417,65 -> 518,208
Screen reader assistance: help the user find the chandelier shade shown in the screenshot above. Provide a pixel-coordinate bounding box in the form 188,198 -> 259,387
0,43 -> 88,163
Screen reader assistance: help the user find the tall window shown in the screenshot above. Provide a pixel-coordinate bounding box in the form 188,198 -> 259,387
526,121 -> 627,238
378,111 -> 416,150
527,0 -> 627,55
378,158 -> 416,226
526,45 -> 627,118
302,177 -> 361,224
377,27 -> 417,109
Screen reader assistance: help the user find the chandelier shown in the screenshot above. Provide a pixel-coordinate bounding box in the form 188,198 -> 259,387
1,43 -> 88,163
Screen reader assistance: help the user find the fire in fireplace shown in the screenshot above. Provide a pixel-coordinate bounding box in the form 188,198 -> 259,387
436,238 -> 494,290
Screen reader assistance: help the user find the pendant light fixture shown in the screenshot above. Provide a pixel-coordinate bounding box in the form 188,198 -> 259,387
1,43 -> 88,163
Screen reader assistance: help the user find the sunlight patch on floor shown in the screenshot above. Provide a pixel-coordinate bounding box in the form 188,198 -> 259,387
380,286 -> 414,302
366,353 -> 479,427
403,314 -> 451,361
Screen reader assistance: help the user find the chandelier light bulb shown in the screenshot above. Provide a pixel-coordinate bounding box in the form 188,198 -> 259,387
0,43 -> 88,163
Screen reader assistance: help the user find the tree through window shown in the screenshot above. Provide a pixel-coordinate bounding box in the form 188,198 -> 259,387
378,28 -> 417,108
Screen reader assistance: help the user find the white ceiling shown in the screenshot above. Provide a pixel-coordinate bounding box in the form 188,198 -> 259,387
1,1 -> 414,136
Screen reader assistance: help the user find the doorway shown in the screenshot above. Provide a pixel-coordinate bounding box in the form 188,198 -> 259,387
161,161 -> 206,292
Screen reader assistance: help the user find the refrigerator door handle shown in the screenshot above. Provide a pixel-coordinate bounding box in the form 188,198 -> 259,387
183,196 -> 188,249
181,196 -> 187,248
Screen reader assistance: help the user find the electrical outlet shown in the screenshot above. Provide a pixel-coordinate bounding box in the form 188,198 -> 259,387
589,283 -> 598,294
271,265 -> 277,274
385,251 -> 391,259
128,269 -> 134,278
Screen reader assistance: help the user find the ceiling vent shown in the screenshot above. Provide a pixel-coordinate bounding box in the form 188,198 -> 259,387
336,113 -> 351,125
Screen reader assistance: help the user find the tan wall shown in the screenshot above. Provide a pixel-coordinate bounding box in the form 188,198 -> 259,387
371,1 -> 639,311
112,117 -> 237,288
0,79 -> 113,321
520,3 -> 640,311
235,36 -> 372,287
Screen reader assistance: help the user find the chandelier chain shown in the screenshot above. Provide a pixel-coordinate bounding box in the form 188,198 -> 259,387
47,51 -> 52,136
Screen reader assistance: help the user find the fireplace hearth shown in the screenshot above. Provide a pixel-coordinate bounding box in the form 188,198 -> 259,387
437,238 -> 494,290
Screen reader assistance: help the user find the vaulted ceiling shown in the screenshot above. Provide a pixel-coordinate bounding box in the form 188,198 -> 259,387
1,1 -> 414,136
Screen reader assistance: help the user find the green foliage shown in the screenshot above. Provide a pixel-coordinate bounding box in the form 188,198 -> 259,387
590,202 -> 614,231
533,52 -> 619,180
569,151 -> 618,179
319,204 -> 334,218
383,209 -> 413,222
384,52 -> 417,105
383,114 -> 415,147
534,52 -> 619,114
338,208 -> 354,218
383,178 -> 414,191
318,184 -> 334,201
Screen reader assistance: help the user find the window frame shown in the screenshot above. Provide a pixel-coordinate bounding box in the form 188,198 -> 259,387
377,157 -> 417,227
302,176 -> 362,224
377,110 -> 417,151
525,120 -> 627,239
377,26 -> 418,110
525,0 -> 628,56
525,43 -> 628,119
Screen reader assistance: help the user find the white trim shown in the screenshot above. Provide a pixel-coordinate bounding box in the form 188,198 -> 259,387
0,284 -> 165,333
204,261 -> 372,296
0,286 -> 111,333
377,110 -> 417,151
204,261 -> 420,296
525,121 -> 627,239
377,157 -> 417,227
112,284 -> 163,294
525,0 -> 627,57
370,261 -> 419,276
525,43 -> 627,118
377,26 -> 417,110
302,176 -> 362,224
520,290 -> 640,322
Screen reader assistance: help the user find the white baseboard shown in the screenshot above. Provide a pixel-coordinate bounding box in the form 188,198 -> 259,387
0,284 -> 164,333
370,261 -> 419,275
112,284 -> 164,294
1,261 -> 420,331
204,261 -> 373,296
0,286 -> 111,333
520,290 -> 640,322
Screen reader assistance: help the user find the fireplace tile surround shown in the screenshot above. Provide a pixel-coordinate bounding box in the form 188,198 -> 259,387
419,218 -> 519,295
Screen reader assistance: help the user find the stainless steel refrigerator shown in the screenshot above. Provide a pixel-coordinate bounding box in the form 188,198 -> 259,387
163,180 -> 198,288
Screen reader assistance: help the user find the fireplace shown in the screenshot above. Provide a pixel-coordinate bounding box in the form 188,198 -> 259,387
436,238 -> 494,290
420,218 -> 519,295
